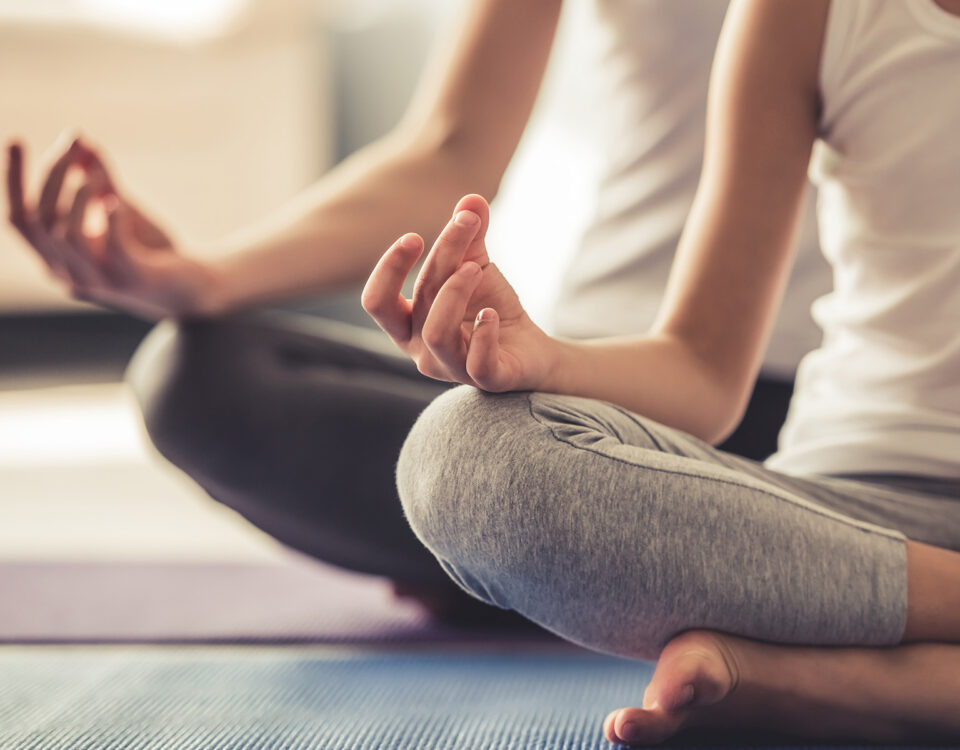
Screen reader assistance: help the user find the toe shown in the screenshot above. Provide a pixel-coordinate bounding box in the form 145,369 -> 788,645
613,706 -> 685,746
645,630 -> 738,712
603,710 -> 619,742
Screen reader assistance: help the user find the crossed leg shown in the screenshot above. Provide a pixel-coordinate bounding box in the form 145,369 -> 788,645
606,539 -> 960,745
396,386 -> 960,744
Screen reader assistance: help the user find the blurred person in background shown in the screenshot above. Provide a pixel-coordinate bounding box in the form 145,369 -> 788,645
6,0 -> 828,621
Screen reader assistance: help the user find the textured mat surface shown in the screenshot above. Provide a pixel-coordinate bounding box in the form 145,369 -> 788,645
0,560 -> 548,644
0,647 -> 642,750
1,646 -> 953,750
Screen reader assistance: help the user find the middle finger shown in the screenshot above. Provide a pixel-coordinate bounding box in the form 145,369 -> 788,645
421,261 -> 483,378
411,210 -> 481,328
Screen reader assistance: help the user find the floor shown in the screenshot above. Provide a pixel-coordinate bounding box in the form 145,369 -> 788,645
0,313 -> 288,564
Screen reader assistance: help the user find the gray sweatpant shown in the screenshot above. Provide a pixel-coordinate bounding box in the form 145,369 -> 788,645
398,386 -> 960,660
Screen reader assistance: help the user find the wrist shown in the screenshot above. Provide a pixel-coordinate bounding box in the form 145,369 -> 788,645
187,255 -> 235,317
536,334 -> 579,395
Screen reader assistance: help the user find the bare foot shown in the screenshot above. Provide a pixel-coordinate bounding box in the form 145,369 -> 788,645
603,629 -> 960,746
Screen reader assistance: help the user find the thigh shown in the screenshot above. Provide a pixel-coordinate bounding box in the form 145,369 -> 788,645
128,310 -> 454,581
399,387 -> 954,655
529,391 -> 960,551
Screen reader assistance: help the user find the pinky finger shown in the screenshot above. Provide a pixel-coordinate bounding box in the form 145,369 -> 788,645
465,308 -> 506,391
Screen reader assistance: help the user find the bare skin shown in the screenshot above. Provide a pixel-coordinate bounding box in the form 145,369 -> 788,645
603,539 -> 960,745
603,629 -> 960,746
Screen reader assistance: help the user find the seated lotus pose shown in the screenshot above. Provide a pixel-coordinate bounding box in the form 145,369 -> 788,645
6,0 -> 829,623
362,0 -> 960,743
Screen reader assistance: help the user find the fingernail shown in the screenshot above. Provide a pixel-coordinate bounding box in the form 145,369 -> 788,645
454,210 -> 479,228
476,308 -> 492,323
399,234 -> 419,249
460,262 -> 481,277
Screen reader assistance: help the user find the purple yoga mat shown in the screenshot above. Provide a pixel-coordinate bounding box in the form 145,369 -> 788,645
0,554 -> 549,644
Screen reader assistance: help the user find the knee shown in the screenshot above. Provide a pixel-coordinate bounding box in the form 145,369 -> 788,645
397,388 -> 685,656
396,386 -> 540,604
125,317 -> 242,468
397,386 -> 502,554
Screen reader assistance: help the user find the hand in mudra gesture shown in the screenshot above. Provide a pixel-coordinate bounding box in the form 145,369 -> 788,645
362,194 -> 558,392
6,136 -> 216,320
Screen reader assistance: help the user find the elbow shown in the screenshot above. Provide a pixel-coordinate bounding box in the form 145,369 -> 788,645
656,330 -> 759,446
400,116 -> 506,202
700,377 -> 755,447
702,408 -> 746,448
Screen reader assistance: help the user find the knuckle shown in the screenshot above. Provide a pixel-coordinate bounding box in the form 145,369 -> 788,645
467,358 -> 491,382
9,211 -> 31,233
412,277 -> 437,302
439,225 -> 469,246
359,290 -> 379,316
421,325 -> 447,353
416,360 -> 438,379
418,362 -> 449,382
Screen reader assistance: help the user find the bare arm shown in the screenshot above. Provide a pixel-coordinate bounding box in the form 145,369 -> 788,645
544,0 -> 830,441
362,0 -> 829,444
204,0 -> 563,313
6,0 -> 562,318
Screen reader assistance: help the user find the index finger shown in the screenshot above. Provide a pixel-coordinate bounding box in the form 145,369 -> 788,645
6,143 -> 28,229
361,233 -> 423,343
38,137 -> 82,229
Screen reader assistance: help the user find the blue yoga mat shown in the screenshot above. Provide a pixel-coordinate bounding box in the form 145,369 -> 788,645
0,647 -> 951,749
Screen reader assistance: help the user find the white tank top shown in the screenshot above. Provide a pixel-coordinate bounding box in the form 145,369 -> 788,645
767,0 -> 960,479
548,0 -> 830,379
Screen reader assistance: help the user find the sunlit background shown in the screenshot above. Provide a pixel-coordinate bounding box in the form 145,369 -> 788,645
0,0 -> 597,568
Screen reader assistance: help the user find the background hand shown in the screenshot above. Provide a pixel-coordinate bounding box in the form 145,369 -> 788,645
6,137 -> 219,320
362,194 -> 558,392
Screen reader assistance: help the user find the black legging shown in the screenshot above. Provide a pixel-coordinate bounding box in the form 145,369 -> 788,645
125,309 -> 794,586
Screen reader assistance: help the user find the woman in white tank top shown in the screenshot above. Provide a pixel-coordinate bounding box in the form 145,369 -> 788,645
364,0 -> 960,743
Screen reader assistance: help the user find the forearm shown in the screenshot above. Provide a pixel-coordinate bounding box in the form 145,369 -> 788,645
542,334 -> 748,444
185,0 -> 561,316
199,128 -> 497,315
535,0 -> 827,443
